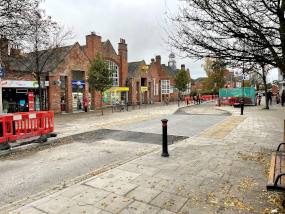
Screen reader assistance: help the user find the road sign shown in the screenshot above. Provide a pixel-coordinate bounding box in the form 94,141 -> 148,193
241,74 -> 246,80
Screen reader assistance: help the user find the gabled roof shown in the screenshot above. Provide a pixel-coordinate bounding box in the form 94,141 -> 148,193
161,64 -> 175,78
128,61 -> 142,78
195,77 -> 207,82
9,44 -> 74,73
9,42 -> 90,73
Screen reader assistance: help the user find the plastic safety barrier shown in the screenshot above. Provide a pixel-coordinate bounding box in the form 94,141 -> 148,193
0,111 -> 54,144
219,97 -> 237,106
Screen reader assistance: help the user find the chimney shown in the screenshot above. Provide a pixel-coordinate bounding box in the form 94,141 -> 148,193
151,58 -> 155,64
155,55 -> 161,71
0,35 -> 8,66
181,64 -> 185,70
85,32 -> 102,59
119,38 -> 128,87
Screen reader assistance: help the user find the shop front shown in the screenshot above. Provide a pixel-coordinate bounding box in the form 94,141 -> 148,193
103,87 -> 129,106
1,80 -> 46,113
72,80 -> 85,111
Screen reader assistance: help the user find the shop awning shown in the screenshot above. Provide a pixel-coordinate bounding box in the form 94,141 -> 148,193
107,87 -> 129,92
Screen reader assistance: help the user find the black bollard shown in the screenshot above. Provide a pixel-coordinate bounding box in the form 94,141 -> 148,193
187,99 -> 189,105
240,99 -> 244,115
161,119 -> 169,157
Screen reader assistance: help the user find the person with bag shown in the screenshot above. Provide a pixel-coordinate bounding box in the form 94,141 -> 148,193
276,90 -> 280,106
83,97 -> 89,112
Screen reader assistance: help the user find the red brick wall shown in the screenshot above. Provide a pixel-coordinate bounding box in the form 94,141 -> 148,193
119,39 -> 128,87
51,43 -> 90,113
84,33 -> 102,61
149,59 -> 161,102
130,61 -> 153,104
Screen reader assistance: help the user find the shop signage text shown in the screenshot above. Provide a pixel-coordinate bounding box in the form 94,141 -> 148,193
1,80 -> 43,88
72,80 -> 85,86
142,66 -> 149,70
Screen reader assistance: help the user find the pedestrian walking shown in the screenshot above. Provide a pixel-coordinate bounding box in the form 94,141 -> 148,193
276,90 -> 280,106
83,97 -> 88,112
281,90 -> 285,106
257,92 -> 262,105
267,90 -> 273,105
165,96 -> 168,106
198,93 -> 201,105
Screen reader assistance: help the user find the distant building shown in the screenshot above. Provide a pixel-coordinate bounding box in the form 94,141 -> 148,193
168,53 -> 176,70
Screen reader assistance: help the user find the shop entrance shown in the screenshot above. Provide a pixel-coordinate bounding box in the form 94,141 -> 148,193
162,94 -> 169,103
72,86 -> 83,111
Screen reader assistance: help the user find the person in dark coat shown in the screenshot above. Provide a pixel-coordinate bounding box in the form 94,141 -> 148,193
267,90 -> 273,105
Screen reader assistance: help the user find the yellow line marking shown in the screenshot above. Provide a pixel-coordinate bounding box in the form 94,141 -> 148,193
199,116 -> 247,139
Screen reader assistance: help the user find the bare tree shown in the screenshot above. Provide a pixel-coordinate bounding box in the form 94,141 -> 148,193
0,0 -> 43,45
10,7 -> 75,110
165,0 -> 285,73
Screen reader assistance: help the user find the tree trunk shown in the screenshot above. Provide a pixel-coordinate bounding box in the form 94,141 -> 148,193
262,67 -> 269,109
101,92 -> 103,115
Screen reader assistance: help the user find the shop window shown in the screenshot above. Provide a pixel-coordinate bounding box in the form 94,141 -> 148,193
108,61 -> 119,86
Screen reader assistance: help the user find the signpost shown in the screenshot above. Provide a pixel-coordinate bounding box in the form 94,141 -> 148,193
0,67 -> 4,113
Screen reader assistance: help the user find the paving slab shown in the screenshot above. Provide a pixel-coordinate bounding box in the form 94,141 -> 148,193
93,193 -> 133,213
120,201 -> 161,214
125,186 -> 161,203
149,192 -> 188,213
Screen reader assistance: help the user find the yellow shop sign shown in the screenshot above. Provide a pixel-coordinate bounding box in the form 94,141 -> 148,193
107,87 -> 129,92
142,66 -> 149,69
141,86 -> 148,91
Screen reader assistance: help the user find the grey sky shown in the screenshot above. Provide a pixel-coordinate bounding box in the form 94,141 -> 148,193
41,0 -> 278,82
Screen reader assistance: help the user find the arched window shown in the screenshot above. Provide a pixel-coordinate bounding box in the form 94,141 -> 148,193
108,61 -> 119,86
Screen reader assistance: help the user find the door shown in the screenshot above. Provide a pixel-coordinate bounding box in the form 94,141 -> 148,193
141,92 -> 144,104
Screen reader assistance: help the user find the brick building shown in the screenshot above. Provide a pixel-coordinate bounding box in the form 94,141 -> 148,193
1,33 -> 128,113
1,33 -> 189,113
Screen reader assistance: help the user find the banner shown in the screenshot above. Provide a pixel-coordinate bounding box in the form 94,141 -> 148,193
28,92 -> 34,112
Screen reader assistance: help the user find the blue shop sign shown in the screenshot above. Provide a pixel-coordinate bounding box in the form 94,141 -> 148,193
72,80 -> 86,86
0,67 -> 4,78
174,88 -> 179,91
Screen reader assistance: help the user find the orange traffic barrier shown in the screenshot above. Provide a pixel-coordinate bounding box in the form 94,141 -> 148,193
220,97 -> 237,106
0,111 -> 54,145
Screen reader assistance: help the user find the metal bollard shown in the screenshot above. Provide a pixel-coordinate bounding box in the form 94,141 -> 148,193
161,119 -> 169,157
187,99 -> 189,105
240,99 -> 244,115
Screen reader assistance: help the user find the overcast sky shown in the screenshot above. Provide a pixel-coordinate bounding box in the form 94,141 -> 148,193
41,0 -> 278,82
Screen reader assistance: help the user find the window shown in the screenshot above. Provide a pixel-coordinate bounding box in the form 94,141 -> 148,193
156,84 -> 158,96
154,79 -> 155,96
161,80 -> 170,94
108,61 -> 119,86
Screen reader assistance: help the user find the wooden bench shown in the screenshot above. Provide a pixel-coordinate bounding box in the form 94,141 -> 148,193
266,143 -> 285,208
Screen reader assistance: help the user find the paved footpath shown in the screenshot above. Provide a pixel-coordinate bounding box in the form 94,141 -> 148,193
3,99 -> 285,214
